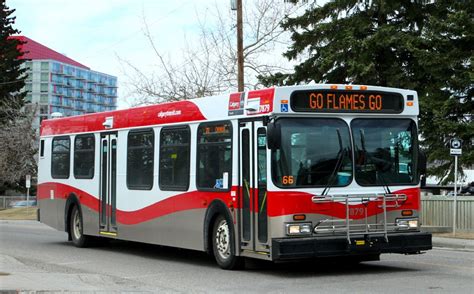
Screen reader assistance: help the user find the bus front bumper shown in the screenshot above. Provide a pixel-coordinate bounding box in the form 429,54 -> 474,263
271,232 -> 432,261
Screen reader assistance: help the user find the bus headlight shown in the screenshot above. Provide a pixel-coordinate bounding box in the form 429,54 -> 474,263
286,223 -> 312,236
396,218 -> 419,230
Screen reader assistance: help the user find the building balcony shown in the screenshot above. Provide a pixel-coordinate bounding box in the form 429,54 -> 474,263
51,69 -> 64,75
104,92 -> 117,97
61,102 -> 74,109
63,70 -> 74,77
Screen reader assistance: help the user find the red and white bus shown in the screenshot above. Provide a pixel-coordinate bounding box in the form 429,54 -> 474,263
37,84 -> 432,269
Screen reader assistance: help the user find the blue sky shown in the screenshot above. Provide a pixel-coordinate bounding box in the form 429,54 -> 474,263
8,0 -> 230,107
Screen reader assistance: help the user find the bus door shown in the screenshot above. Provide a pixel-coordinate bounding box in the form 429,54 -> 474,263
99,132 -> 118,236
239,120 -> 269,253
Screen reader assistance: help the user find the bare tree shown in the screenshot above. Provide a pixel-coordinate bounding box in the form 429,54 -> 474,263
120,0 -> 306,106
0,105 -> 38,193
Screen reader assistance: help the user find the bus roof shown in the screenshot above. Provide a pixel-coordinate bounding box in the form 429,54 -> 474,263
40,84 -> 418,136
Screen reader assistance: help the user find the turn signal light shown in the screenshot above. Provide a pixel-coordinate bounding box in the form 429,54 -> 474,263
402,210 -> 413,216
293,214 -> 306,221
406,101 -> 414,106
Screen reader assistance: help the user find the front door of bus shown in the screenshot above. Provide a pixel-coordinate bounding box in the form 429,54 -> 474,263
99,133 -> 117,236
239,121 -> 269,253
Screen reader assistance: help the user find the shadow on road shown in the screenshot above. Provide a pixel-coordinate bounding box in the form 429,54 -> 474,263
53,239 -> 417,276
54,239 -> 216,268
245,258 -> 417,278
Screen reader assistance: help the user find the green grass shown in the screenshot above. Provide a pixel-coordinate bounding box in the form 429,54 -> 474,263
0,207 -> 37,220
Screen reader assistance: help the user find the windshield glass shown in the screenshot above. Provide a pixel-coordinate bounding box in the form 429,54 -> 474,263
272,118 -> 353,188
352,119 -> 418,185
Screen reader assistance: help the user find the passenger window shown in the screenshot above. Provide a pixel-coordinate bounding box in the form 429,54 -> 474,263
127,129 -> 154,190
197,122 -> 232,191
74,135 -> 95,179
159,127 -> 190,191
51,136 -> 70,179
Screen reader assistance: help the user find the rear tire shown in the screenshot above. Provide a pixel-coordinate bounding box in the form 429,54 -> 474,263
212,215 -> 244,270
70,205 -> 93,247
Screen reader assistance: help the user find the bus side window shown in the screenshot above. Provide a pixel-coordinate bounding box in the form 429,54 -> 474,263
196,121 -> 232,191
74,134 -> 95,179
51,136 -> 70,179
127,129 -> 154,190
159,126 -> 190,191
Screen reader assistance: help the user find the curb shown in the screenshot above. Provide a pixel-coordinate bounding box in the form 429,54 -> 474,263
432,237 -> 474,251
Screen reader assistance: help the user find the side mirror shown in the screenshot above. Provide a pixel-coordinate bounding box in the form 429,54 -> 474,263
418,150 -> 427,175
267,122 -> 281,150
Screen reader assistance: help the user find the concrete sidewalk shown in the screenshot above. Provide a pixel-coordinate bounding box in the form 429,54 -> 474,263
432,236 -> 474,251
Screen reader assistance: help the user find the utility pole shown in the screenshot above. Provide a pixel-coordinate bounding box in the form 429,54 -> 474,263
233,0 -> 244,92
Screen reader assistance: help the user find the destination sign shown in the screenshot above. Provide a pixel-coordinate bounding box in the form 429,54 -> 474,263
202,123 -> 230,136
290,90 -> 404,113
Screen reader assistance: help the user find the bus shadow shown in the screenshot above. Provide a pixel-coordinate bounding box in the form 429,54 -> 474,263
88,239 -> 216,268
56,239 -> 417,276
245,258 -> 418,277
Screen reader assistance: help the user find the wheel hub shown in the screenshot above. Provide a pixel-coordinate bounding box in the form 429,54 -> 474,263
73,210 -> 82,240
215,220 -> 230,259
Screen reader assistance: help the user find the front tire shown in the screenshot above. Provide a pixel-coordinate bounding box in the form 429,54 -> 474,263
212,215 -> 244,270
70,205 -> 93,247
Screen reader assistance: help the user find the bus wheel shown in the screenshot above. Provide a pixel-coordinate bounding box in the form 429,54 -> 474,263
212,215 -> 244,270
70,205 -> 92,247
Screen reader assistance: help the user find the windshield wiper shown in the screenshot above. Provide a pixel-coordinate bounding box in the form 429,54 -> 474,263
359,129 -> 392,194
321,129 -> 346,196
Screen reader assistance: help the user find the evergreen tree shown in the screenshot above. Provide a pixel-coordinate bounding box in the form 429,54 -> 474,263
261,0 -> 473,184
0,0 -> 26,126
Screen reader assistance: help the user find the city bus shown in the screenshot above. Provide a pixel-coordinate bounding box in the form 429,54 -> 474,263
37,84 -> 432,269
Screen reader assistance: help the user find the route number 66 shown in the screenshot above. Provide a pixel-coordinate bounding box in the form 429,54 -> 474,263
282,176 -> 294,185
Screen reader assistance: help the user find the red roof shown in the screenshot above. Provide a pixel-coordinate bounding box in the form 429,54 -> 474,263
11,36 -> 89,69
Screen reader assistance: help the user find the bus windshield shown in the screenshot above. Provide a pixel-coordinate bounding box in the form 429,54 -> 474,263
352,119 -> 418,186
271,118 -> 353,188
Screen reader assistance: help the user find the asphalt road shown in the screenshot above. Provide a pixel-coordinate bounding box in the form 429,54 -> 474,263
1,220 -> 473,293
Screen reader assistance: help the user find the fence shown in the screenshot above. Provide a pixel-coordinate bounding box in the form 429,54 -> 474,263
0,196 -> 37,210
421,195 -> 474,232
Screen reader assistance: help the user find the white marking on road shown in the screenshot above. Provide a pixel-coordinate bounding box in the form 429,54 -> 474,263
122,273 -> 166,279
55,260 -> 92,266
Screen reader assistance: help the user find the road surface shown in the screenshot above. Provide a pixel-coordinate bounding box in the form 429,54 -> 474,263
1,220 -> 473,293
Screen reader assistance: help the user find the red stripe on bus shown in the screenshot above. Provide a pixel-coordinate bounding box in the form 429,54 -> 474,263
40,100 -> 207,136
37,182 -> 237,225
38,182 -> 419,224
